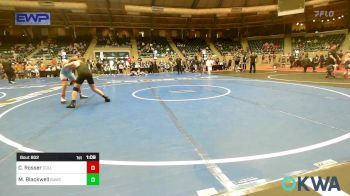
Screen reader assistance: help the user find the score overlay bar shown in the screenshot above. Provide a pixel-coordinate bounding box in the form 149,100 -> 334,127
16,153 -> 99,186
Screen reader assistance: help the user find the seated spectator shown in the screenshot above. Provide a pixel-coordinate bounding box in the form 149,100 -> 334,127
292,34 -> 345,52
173,38 -> 211,58
248,38 -> 284,54
97,35 -> 131,48
213,38 -> 242,55
137,37 -> 174,58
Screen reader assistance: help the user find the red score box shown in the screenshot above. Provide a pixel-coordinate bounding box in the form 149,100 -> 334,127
87,161 -> 99,173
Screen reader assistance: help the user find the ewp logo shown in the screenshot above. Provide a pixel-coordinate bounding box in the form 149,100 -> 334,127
281,176 -> 341,192
15,12 -> 51,26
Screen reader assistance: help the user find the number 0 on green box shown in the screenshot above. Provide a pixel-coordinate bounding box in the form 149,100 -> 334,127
87,174 -> 99,186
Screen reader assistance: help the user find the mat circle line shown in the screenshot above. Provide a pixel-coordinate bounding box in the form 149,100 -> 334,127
0,92 -> 6,99
267,73 -> 350,85
132,85 -> 231,102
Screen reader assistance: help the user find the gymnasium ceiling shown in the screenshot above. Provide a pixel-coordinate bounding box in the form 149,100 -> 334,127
0,0 -> 348,29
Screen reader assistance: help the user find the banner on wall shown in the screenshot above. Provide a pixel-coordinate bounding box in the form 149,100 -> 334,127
15,12 -> 51,26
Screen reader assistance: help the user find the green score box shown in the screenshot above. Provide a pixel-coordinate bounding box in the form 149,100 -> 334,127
87,174 -> 99,186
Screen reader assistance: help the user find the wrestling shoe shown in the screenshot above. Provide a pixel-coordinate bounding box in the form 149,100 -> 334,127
60,97 -> 67,104
103,95 -> 111,102
66,101 -> 76,108
80,95 -> 89,99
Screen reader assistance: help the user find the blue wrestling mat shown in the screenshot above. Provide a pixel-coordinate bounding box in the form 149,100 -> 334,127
0,73 -> 350,195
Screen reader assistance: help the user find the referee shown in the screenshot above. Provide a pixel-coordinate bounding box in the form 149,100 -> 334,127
175,56 -> 183,74
1,57 -> 16,84
249,52 -> 257,73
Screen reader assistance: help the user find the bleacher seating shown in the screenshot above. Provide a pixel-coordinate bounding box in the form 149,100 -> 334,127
173,38 -> 211,57
213,38 -> 242,55
32,36 -> 90,60
248,38 -> 284,54
0,43 -> 13,57
292,34 -> 345,52
0,36 -> 37,59
96,36 -> 131,48
137,36 -> 174,58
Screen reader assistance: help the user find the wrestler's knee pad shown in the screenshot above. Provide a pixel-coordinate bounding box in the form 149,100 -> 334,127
73,87 -> 80,92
